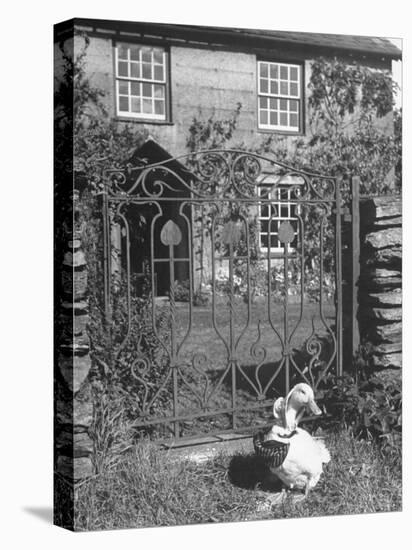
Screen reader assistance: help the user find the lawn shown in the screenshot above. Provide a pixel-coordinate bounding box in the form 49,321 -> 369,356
73,428 -> 401,531
114,296 -> 337,440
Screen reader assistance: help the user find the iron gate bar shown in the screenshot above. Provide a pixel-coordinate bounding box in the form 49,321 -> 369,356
102,149 -> 343,442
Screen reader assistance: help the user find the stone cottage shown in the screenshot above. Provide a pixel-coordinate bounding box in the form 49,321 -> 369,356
54,19 -> 401,294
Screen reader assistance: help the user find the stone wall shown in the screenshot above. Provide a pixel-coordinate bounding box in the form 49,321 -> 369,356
358,197 -> 402,370
54,182 -> 94,529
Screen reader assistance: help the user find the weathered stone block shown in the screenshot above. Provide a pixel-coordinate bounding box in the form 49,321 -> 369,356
59,312 -> 89,337
57,455 -> 93,479
61,269 -> 88,300
361,197 -> 402,222
364,246 -> 402,268
371,352 -> 402,369
372,342 -> 402,355
373,216 -> 402,228
58,353 -> 91,393
366,268 -> 401,279
56,430 -> 93,456
56,398 -> 93,427
60,339 -> 90,355
62,300 -> 88,313
361,307 -> 402,322
363,275 -> 402,290
63,250 -> 86,268
364,227 -> 402,250
372,322 -> 402,343
364,290 -> 402,307
68,238 -> 81,250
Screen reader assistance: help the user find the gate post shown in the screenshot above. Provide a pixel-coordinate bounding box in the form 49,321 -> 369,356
351,177 -> 361,357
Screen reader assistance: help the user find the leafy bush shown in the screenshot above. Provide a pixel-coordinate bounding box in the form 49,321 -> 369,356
317,373 -> 402,457
172,279 -> 191,302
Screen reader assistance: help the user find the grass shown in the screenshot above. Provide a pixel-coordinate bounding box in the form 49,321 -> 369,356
73,428 -> 401,531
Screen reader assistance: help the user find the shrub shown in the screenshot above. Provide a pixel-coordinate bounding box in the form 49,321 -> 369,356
317,372 -> 402,457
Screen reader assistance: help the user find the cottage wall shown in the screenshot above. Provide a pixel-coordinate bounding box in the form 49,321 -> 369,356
74,34 -> 322,154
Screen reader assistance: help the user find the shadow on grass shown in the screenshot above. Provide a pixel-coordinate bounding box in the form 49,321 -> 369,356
228,453 -> 283,493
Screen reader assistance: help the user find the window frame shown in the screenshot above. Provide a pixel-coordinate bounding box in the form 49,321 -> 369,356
114,42 -> 171,122
257,182 -> 300,255
257,60 -> 304,134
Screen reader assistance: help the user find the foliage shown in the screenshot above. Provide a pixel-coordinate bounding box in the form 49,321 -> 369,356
316,372 -> 402,457
55,34 -> 173,452
260,57 -> 401,198
55,32 -> 148,190
186,103 -> 242,152
172,279 -> 191,302
254,58 -> 402,278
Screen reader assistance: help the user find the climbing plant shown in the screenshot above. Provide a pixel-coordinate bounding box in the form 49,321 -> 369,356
259,57 -> 401,197
185,57 -> 401,294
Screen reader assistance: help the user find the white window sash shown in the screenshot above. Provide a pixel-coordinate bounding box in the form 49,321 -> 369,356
115,44 -> 168,120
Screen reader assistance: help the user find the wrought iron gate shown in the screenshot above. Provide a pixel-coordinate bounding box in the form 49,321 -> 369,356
102,150 -> 342,442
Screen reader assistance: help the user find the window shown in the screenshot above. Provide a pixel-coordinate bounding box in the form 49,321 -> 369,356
115,43 -> 169,121
258,184 -> 299,253
258,61 -> 302,132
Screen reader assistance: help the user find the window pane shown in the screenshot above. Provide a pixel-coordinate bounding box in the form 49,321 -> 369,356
280,112 -> 288,125
131,82 -> 140,96
259,96 -> 268,109
117,45 -> 128,60
260,110 -> 268,125
269,98 -> 278,110
281,205 -> 289,217
154,84 -> 165,98
290,113 -> 298,127
131,97 -> 141,113
154,65 -> 164,81
142,63 -> 152,80
270,205 -> 278,216
118,62 -> 128,77
270,112 -> 278,126
270,220 -> 279,233
118,81 -> 128,94
153,49 -> 164,64
280,65 -> 288,79
290,82 -> 298,96
142,98 -> 153,114
261,205 -> 269,218
280,81 -> 288,95
141,50 -> 152,63
270,64 -> 278,78
130,63 -> 140,78
130,46 -> 140,61
260,63 -> 268,78
270,81 -> 279,95
290,100 -> 299,112
119,96 -> 129,111
261,234 -> 268,248
142,83 -> 152,97
280,189 -> 289,200
280,99 -> 287,110
290,67 -> 298,80
260,79 -> 268,93
270,235 -> 279,248
261,220 -> 269,232
154,100 -> 165,115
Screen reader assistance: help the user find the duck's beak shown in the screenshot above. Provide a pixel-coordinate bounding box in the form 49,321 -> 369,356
307,397 -> 322,416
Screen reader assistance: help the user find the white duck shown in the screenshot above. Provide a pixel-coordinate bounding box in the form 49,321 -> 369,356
255,383 -> 330,496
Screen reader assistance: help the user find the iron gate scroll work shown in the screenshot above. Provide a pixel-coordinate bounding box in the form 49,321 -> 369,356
102,150 -> 343,443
